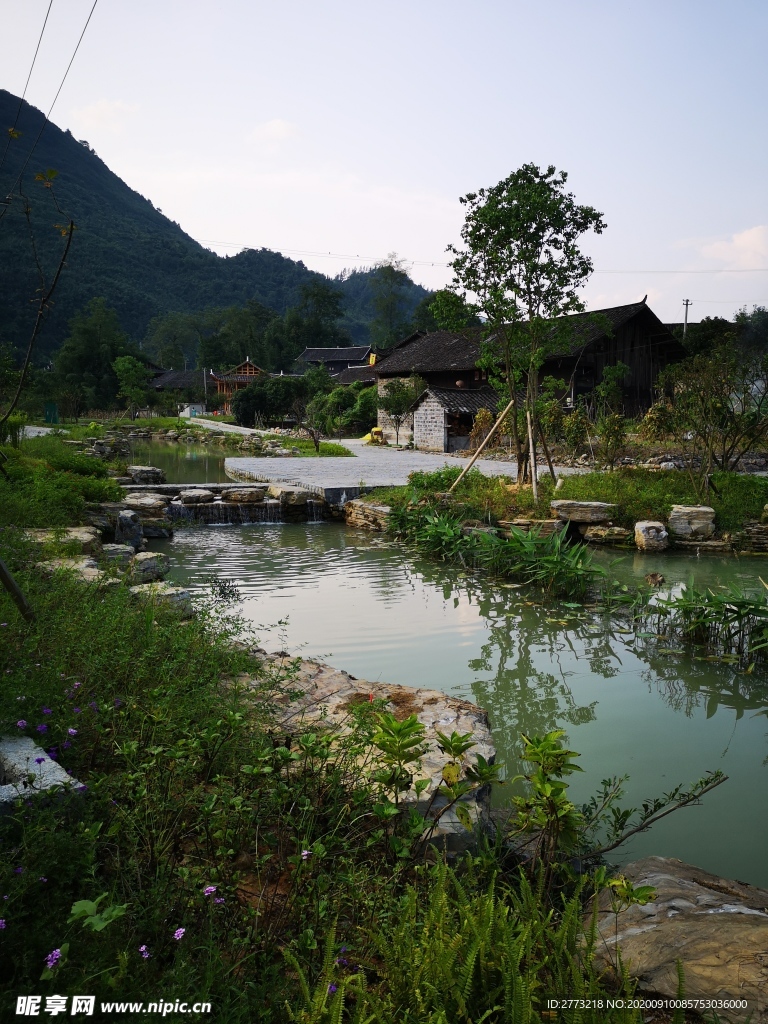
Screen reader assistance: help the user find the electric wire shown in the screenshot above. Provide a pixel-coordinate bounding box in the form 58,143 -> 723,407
2,0 -> 99,205
0,0 -> 55,174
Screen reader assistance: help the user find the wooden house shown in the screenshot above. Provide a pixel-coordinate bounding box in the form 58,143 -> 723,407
296,346 -> 373,376
374,300 -> 686,448
210,358 -> 266,413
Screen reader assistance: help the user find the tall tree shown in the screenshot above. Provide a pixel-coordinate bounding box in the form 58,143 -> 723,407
55,298 -> 138,411
448,164 -> 606,483
113,355 -> 152,420
370,253 -> 412,350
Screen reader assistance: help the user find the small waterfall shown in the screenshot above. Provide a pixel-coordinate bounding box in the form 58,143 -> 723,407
340,490 -> 347,506
306,499 -> 324,523
263,499 -> 282,523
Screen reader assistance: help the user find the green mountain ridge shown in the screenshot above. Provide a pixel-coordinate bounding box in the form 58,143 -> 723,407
0,89 -> 429,360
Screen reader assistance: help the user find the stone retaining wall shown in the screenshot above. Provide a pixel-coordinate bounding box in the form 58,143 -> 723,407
345,499 -> 391,530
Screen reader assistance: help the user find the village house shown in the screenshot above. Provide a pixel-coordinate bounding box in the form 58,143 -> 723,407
296,346 -> 373,376
374,299 -> 686,450
210,358 -> 266,413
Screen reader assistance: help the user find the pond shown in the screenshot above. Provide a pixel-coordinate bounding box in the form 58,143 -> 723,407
129,442 -> 230,484
152,522 -> 768,887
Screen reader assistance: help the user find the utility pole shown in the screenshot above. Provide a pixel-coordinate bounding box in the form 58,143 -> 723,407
683,299 -> 692,338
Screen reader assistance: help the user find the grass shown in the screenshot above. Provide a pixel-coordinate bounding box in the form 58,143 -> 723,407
0,437 -> 121,529
365,466 -> 768,535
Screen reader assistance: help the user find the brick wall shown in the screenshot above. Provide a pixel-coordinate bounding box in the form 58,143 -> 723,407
377,378 -> 414,444
413,394 -> 447,451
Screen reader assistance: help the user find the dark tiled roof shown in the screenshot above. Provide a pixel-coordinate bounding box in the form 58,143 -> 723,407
298,346 -> 371,364
336,365 -> 379,384
213,374 -> 263,384
416,385 -> 499,416
376,301 -> 677,375
376,329 -> 484,375
152,369 -> 210,390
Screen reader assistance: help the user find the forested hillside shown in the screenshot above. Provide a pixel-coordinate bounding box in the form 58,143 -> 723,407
0,90 -> 429,362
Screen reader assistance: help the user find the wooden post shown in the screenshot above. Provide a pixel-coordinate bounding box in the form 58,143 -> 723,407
0,559 -> 34,622
447,393 -> 518,494
526,410 -> 538,503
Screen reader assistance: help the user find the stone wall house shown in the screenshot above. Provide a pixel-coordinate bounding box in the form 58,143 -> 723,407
373,300 -> 686,428
412,386 -> 498,452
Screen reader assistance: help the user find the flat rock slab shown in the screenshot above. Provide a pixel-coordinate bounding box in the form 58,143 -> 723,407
220,487 -> 268,503
252,653 -> 495,851
123,492 -> 170,514
36,556 -> 104,584
24,527 -> 102,555
129,582 -> 193,616
0,735 -> 82,806
179,489 -> 215,505
592,856 -> 768,1022
499,518 -> 565,538
101,543 -> 135,566
579,524 -> 634,545
345,500 -> 391,530
550,500 -> 617,522
126,465 -> 166,484
267,484 -> 312,505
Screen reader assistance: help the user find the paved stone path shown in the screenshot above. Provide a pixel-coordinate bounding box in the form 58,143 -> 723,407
225,438 -> 586,501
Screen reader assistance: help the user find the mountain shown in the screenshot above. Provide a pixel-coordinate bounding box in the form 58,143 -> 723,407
0,90 -> 430,359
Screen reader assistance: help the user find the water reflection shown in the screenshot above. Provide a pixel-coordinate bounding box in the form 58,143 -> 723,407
154,522 -> 768,884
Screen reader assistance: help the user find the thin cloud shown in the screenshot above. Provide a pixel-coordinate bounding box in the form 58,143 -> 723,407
701,225 -> 768,269
68,99 -> 139,136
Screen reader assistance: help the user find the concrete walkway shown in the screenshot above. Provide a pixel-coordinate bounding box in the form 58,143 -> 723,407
225,438 -> 528,502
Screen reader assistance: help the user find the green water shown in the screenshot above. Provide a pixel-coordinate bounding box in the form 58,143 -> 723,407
129,442 -> 230,483
152,523 -> 768,886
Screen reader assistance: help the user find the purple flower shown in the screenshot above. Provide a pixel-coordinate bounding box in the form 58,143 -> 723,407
73,708 -> 81,714
173,928 -> 185,940
16,720 -> 26,729
39,877 -> 47,883
62,741 -> 71,750
1,622 -> 6,627
48,748 -> 58,758
203,885 -> 217,896
67,728 -> 77,736
214,898 -> 225,905
76,785 -> 88,793
13,867 -> 23,875
45,948 -> 61,970
36,724 -> 48,733
34,757 -> 45,765
114,699 -> 123,708
335,957 -> 348,966
0,919 -> 6,929
328,984 -> 337,994
42,707 -> 52,715
139,944 -> 150,959
89,701 -> 99,712
301,850 -> 311,860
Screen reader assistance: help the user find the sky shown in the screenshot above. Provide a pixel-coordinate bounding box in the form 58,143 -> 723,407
5,0 -> 768,323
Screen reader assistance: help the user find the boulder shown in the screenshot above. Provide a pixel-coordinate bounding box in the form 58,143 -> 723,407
123,492 -> 170,515
579,524 -> 634,545
36,556 -> 104,584
220,487 -> 267,503
550,500 -> 617,523
141,519 -> 174,539
0,736 -> 83,807
668,504 -> 716,540
115,509 -> 144,550
178,489 -> 215,505
125,465 -> 166,485
591,857 -> 768,1023
24,526 -> 102,555
635,520 -> 669,551
131,551 -> 170,583
267,484 -> 311,506
498,518 -> 565,538
129,582 -> 193,616
101,543 -> 135,567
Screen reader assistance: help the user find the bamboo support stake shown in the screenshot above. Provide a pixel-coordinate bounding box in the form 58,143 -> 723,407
448,393 -> 518,493
526,410 -> 538,503
0,559 -> 35,622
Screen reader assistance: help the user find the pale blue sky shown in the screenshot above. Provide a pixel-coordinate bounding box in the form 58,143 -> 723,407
6,0 -> 768,321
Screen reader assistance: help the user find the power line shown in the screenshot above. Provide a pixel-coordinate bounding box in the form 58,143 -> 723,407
0,0 -> 55,174
4,0 -> 99,199
194,238 -> 768,275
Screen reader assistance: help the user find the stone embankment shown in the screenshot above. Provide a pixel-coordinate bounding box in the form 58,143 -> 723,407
592,856 -> 768,1023
119,482 -> 324,525
24,526 -> 192,614
250,651 -> 495,853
